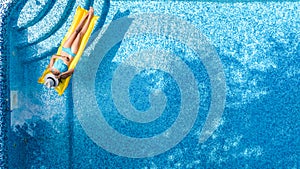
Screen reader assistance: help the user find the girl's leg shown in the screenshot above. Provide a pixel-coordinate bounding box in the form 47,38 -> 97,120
70,7 -> 94,54
62,12 -> 89,48
79,7 -> 94,35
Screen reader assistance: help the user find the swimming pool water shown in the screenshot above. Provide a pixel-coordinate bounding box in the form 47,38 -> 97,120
0,0 -> 299,168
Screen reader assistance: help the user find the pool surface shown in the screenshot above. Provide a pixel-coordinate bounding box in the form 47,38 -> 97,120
0,0 -> 299,168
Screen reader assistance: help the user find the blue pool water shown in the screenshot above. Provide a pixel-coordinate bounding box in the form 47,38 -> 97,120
0,0 -> 299,168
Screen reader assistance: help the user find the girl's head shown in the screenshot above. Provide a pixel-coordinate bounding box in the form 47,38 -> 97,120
44,73 -> 59,88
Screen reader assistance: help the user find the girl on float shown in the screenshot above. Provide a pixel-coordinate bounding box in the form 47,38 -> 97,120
44,7 -> 94,88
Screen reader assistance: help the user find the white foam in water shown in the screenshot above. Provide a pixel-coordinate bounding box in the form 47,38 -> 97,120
10,90 -> 18,110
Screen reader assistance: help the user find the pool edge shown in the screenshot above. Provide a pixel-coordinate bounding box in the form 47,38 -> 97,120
0,0 -> 17,168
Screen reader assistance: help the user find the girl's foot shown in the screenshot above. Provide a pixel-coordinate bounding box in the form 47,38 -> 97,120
89,7 -> 94,15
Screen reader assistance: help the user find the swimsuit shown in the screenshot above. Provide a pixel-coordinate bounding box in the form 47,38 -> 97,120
52,58 -> 68,73
62,47 -> 76,57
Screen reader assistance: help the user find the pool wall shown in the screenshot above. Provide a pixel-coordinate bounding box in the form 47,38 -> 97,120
0,1 -> 16,167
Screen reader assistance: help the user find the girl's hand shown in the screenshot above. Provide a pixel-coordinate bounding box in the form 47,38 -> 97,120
56,74 -> 62,80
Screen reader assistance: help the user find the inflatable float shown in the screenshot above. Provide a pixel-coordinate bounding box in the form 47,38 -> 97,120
38,6 -> 99,95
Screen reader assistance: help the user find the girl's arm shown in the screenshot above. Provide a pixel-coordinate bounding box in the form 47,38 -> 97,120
58,69 -> 74,79
47,55 -> 60,69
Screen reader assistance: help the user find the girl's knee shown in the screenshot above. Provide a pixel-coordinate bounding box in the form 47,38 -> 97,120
78,31 -> 84,37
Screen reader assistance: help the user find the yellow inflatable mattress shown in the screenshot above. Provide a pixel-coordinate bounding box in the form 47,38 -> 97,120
38,6 -> 99,95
